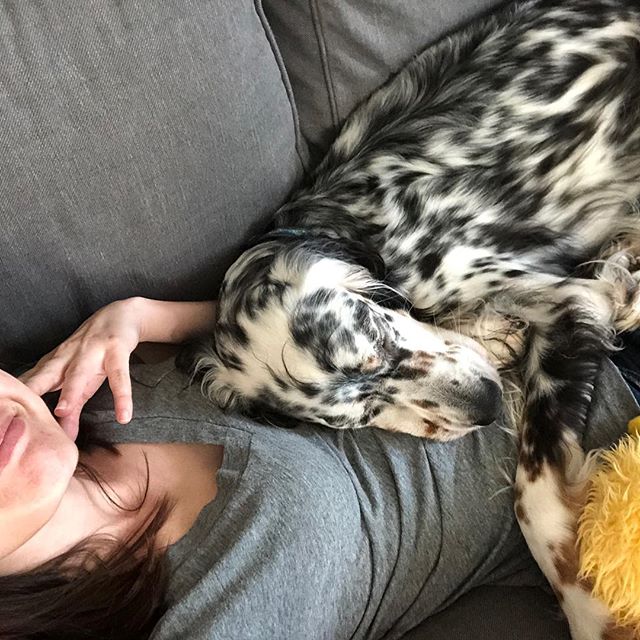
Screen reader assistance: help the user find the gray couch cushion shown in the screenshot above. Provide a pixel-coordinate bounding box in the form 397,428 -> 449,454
0,0 -> 307,369
263,0 -> 506,155
404,586 -> 570,639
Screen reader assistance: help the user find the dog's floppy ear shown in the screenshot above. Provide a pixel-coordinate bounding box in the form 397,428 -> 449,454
264,227 -> 410,311
275,200 -> 390,278
362,286 -> 410,311
243,401 -> 303,429
175,338 -> 206,377
326,237 -> 409,311
177,338 -> 241,411
330,235 -> 386,281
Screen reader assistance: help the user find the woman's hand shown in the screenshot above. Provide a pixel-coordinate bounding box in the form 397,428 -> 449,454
19,298 -> 145,439
19,297 -> 216,440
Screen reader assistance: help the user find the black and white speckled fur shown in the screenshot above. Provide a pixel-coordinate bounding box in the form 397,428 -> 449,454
195,2 -> 640,637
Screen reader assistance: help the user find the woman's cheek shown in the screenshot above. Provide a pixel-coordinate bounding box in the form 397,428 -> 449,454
28,428 -> 77,484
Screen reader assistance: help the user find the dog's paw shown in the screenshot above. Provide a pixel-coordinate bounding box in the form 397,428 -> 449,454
597,249 -> 640,333
620,271 -> 640,333
456,311 -> 528,369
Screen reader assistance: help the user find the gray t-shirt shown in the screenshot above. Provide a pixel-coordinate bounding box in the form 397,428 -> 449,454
81,357 -> 638,640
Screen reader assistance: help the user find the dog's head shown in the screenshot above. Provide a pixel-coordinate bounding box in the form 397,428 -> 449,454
196,234 -> 502,440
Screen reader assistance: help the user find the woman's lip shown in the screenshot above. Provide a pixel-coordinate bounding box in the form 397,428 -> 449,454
0,417 -> 25,471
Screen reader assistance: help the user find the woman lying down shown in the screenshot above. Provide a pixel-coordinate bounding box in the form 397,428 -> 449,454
0,296 -> 637,640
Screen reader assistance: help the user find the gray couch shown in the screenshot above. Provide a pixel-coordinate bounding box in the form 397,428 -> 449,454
0,1 -> 571,637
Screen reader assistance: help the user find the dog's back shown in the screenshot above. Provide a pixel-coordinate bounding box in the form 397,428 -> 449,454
277,0 -> 640,309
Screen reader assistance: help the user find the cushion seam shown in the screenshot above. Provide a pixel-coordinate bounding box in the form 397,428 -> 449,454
309,0 -> 340,132
254,0 -> 309,173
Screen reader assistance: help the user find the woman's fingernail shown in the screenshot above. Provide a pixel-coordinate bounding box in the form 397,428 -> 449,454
120,409 -> 131,423
56,402 -> 68,414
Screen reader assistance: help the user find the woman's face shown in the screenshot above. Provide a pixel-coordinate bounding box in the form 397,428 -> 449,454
0,369 -> 78,561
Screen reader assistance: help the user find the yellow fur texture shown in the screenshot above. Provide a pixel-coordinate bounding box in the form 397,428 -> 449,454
578,432 -> 640,631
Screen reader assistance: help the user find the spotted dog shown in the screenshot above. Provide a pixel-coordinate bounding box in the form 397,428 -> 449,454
195,1 -> 640,637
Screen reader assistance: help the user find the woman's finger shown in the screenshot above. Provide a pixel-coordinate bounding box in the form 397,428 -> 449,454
19,365 -> 66,397
56,373 -> 107,440
55,365 -> 105,418
58,409 -> 82,441
105,351 -> 133,424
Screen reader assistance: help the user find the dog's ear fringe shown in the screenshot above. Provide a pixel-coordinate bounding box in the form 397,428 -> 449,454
178,341 -> 241,411
191,345 -> 303,428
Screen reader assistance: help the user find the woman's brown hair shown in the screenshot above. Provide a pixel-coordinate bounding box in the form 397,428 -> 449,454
0,427 -> 172,640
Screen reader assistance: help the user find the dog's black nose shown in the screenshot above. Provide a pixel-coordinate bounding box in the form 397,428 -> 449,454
470,377 -> 502,426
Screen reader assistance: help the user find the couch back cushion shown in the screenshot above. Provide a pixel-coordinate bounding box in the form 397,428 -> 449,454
0,0 -> 307,369
264,0 -> 506,156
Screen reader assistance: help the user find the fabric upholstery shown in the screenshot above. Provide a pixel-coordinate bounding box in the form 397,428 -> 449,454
0,0 -> 307,369
264,0 -> 507,156
404,586 -> 570,639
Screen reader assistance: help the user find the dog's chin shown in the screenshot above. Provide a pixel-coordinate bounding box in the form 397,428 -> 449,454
370,404 -> 487,440
370,418 -> 482,441
438,423 -> 483,441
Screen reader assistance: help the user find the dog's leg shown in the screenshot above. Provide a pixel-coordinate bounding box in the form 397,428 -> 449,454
441,310 -> 528,370
425,245 -> 640,359
596,247 -> 640,333
515,436 -> 614,640
435,261 -> 637,639
510,275 -> 632,640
